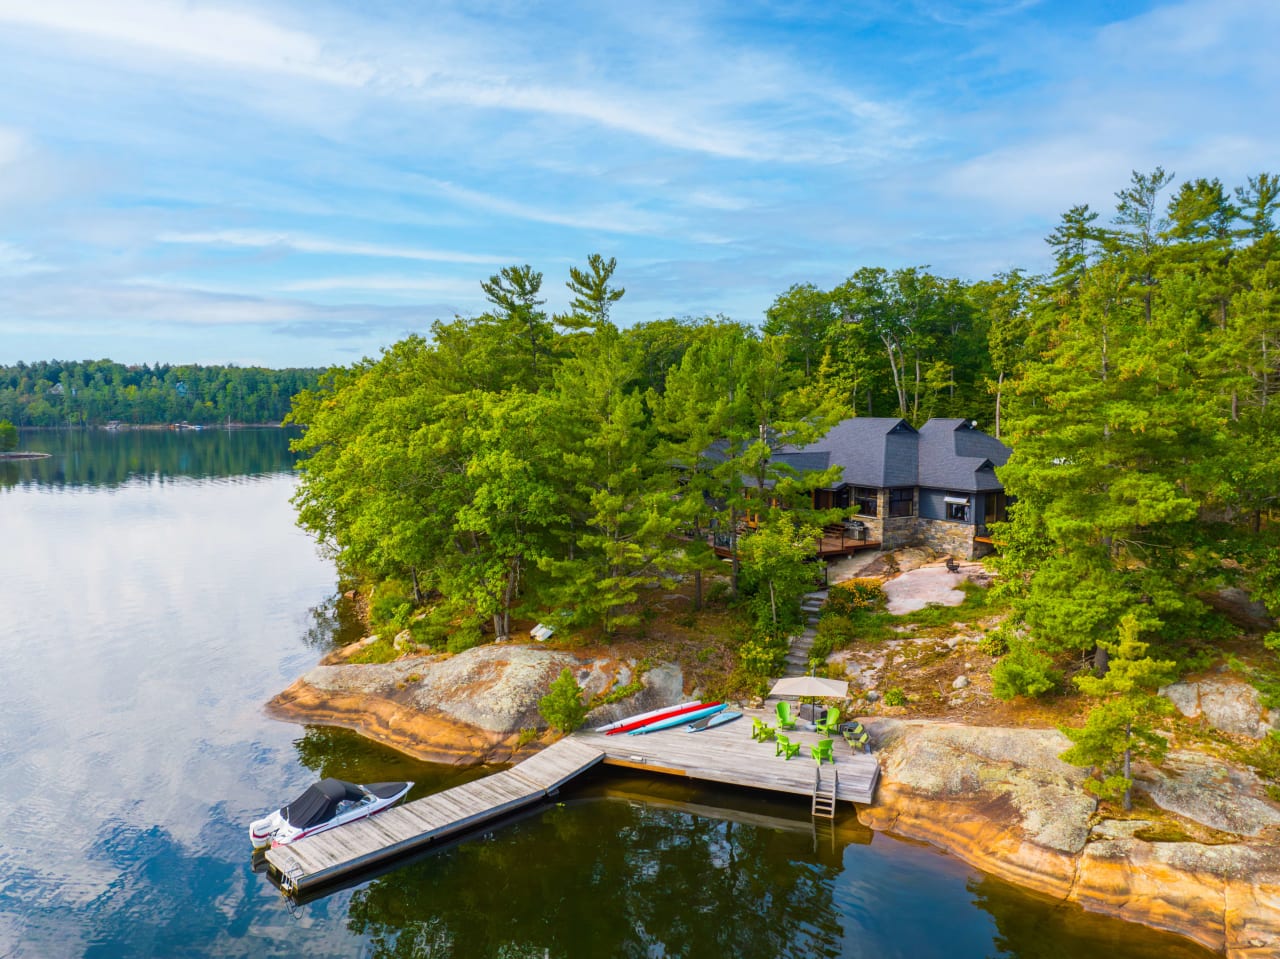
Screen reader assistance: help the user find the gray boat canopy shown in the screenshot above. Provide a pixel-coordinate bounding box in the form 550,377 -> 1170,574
282,778 -> 364,829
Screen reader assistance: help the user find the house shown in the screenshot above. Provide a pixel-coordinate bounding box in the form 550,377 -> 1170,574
772,417 -> 1011,560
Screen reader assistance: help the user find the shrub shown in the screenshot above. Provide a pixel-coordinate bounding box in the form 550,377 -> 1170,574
539,668 -> 588,733
883,687 -> 907,707
978,626 -> 1012,657
0,419 -> 16,453
738,633 -> 787,679
446,622 -> 483,655
517,727 -> 540,747
826,578 -> 886,617
991,639 -> 1062,700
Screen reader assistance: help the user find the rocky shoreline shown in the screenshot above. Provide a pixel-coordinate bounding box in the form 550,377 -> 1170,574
269,643 -> 1280,957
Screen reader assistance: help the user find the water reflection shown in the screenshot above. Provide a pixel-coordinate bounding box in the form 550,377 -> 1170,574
0,428 -> 298,489
0,429 -> 1224,959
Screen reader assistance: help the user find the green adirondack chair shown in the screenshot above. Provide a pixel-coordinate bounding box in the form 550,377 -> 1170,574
815,706 -> 841,736
811,738 -> 834,765
752,717 -> 776,742
776,701 -> 797,730
775,734 -> 800,759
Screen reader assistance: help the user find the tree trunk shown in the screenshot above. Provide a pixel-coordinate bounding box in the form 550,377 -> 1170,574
409,566 -> 423,604
729,507 -> 740,594
1122,731 -> 1132,812
1093,643 -> 1111,676
994,370 -> 1004,439
693,569 -> 703,611
768,579 -> 777,631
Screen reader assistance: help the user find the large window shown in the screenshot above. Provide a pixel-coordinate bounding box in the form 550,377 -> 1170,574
853,486 -> 878,518
945,495 -> 971,522
888,488 -> 914,518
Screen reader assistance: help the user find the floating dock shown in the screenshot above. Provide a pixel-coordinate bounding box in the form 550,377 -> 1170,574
264,738 -> 604,894
574,706 -> 879,805
264,707 -> 879,896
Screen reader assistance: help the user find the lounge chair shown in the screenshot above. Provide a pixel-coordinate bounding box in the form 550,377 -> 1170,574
752,718 -> 776,742
815,707 -> 841,736
810,738 -> 834,765
775,734 -> 800,759
776,701 -> 797,730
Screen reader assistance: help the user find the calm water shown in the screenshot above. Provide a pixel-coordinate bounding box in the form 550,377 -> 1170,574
0,430 -> 1214,958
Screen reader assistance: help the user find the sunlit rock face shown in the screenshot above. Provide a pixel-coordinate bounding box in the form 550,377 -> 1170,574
858,719 -> 1280,958
1160,677 -> 1280,739
268,643 -> 682,764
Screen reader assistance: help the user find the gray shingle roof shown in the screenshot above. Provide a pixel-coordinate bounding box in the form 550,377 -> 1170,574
778,417 -> 1010,493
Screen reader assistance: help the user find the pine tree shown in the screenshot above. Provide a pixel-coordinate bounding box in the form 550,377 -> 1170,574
1059,615 -> 1176,810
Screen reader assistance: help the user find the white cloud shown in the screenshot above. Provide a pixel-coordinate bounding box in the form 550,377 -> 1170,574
280,275 -> 479,297
0,241 -> 55,276
0,0 -> 909,164
157,230 -> 507,264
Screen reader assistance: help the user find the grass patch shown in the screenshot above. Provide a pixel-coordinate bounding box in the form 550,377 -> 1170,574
348,636 -> 399,664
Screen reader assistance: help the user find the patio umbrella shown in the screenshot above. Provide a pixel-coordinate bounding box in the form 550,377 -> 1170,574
769,676 -> 849,699
769,676 -> 849,721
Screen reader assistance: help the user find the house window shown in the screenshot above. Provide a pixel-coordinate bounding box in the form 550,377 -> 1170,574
944,495 -> 971,522
853,486 -> 877,517
888,488 -> 914,518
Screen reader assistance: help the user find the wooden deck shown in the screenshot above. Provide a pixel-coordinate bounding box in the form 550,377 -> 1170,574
263,706 -> 879,897
264,738 -> 604,894
574,706 -> 880,805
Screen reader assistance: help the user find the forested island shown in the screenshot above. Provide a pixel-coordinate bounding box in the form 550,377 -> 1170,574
0,360 -> 322,427
273,170 -> 1280,953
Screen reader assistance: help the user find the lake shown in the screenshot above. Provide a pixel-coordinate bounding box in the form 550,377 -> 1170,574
0,429 -> 1214,958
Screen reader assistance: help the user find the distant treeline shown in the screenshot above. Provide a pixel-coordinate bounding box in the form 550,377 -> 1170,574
0,360 -> 323,426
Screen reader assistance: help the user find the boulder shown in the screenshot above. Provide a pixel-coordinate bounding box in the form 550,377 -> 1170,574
859,720 -> 1097,899
1139,751 -> 1280,837
269,643 -> 683,764
1160,678 -> 1279,739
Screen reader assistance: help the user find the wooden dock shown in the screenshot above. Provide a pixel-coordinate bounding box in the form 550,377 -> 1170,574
574,706 -> 880,805
264,738 -> 604,894
263,706 -> 879,896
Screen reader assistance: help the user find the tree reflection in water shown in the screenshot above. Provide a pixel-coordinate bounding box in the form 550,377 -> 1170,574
345,798 -> 843,959
967,874 -> 1217,959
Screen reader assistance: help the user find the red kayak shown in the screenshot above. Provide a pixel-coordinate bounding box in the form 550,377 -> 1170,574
604,701 -> 719,736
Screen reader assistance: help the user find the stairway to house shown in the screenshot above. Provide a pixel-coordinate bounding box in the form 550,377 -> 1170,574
783,588 -> 827,676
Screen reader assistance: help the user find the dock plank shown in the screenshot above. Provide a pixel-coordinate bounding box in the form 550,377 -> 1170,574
263,706 -> 878,896
264,738 -> 604,893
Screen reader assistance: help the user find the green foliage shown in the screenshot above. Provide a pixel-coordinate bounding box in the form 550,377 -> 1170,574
1245,731 -> 1280,782
445,623 -> 483,655
824,578 -> 886,617
991,638 -> 1062,699
810,615 -> 859,663
978,626 -> 1011,657
538,668 -> 588,734
516,727 -> 540,748
349,637 -> 400,664
0,360 -> 319,426
595,681 -> 644,706
738,514 -> 821,638
882,687 -> 907,707
1059,615 -> 1177,809
738,633 -> 787,679
0,419 -> 16,452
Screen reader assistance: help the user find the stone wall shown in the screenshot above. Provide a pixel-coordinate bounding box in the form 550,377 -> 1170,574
848,488 -> 981,558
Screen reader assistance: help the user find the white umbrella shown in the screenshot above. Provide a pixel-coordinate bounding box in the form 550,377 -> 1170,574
769,676 -> 849,699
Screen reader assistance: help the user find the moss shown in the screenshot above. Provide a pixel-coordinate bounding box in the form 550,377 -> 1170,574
1132,823 -> 1195,843
348,637 -> 399,664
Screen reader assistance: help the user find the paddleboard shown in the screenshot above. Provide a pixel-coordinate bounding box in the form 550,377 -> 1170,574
601,701 -> 705,736
686,710 -> 742,732
628,702 -> 725,734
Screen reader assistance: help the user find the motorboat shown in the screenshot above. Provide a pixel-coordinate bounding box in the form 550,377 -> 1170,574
249,777 -> 413,848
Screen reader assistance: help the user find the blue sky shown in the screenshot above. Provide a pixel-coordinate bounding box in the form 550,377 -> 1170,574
0,0 -> 1276,368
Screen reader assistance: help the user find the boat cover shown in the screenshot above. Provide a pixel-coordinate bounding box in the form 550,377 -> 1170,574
282,778 -> 365,829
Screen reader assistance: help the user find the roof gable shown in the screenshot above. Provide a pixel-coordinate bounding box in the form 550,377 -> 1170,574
779,416 -> 1011,492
